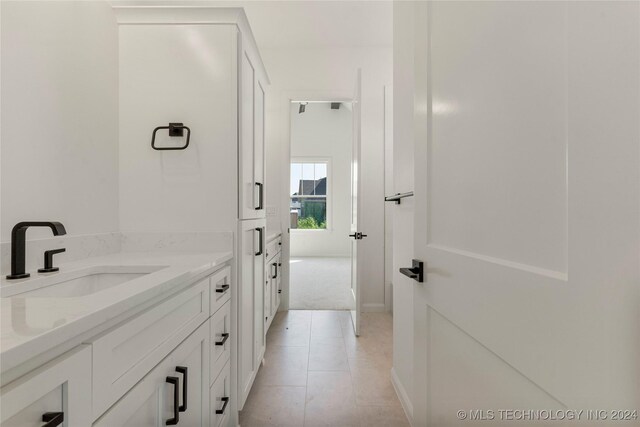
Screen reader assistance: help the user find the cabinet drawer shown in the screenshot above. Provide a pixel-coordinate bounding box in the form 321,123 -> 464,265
210,300 -> 231,385
1,345 -> 91,427
91,278 -> 210,418
210,361 -> 230,427
265,235 -> 281,261
210,266 -> 231,316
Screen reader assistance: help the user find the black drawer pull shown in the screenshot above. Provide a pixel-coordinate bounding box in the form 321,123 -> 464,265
166,376 -> 180,425
42,412 -> 64,427
255,228 -> 264,256
216,397 -> 230,415
255,182 -> 264,210
176,366 -> 188,413
216,333 -> 230,346
216,284 -> 230,293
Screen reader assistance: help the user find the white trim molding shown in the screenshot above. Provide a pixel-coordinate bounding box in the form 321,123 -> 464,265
391,367 -> 414,426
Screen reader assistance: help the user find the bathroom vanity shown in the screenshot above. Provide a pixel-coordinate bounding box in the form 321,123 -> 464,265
0,251 -> 232,426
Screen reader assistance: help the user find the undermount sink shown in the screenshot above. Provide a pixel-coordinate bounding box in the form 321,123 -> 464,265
1,265 -> 167,298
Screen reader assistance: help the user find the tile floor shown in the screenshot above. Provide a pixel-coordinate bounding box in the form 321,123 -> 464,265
239,310 -> 409,427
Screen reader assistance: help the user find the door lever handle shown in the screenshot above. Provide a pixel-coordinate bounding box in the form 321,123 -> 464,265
399,259 -> 424,283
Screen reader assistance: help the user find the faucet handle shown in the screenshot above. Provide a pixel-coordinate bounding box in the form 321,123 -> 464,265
38,248 -> 66,273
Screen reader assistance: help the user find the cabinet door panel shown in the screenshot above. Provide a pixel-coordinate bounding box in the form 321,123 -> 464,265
91,278 -> 209,418
210,362 -> 231,427
239,50 -> 257,219
254,79 -> 265,218
238,218 -> 266,409
1,345 -> 91,427
210,300 -> 231,385
95,322 -> 209,427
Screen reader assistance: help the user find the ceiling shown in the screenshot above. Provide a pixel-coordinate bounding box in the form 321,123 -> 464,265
210,0 -> 393,49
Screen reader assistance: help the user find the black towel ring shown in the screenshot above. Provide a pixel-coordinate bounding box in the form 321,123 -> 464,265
151,122 -> 190,150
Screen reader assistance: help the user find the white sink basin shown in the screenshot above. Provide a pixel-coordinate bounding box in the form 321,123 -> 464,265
1,265 -> 167,298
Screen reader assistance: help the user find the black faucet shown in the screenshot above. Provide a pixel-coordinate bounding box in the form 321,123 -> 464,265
6,222 -> 67,280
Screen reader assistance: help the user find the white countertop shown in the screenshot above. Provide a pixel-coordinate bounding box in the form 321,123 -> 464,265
0,250 -> 232,372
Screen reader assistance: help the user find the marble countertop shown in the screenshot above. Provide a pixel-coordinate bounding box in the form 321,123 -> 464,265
0,250 -> 232,372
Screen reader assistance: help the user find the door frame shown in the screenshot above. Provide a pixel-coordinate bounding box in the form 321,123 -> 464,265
278,91 -> 354,313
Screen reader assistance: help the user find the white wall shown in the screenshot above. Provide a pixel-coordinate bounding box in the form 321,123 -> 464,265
289,102 -> 352,257
390,1 -> 419,420
1,1 -> 119,242
263,47 -> 392,311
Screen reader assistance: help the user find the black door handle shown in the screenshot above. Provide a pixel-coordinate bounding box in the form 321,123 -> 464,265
216,397 -> 230,415
255,182 -> 264,210
42,412 -> 64,427
255,227 -> 264,256
271,262 -> 278,279
175,366 -> 188,413
166,376 -> 180,425
216,284 -> 230,293
399,259 -> 424,283
215,333 -> 230,346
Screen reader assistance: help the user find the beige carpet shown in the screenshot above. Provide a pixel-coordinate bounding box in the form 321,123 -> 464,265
289,257 -> 354,310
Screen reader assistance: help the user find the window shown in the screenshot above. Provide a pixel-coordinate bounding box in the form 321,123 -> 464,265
290,161 -> 328,230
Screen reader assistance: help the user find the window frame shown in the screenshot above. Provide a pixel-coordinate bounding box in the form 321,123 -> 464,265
290,157 -> 332,232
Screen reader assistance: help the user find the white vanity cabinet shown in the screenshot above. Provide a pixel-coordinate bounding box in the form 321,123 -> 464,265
0,345 -> 91,427
94,322 -> 210,427
90,277 -> 210,418
114,4 -> 269,421
0,261 -> 233,427
240,47 -> 268,221
264,233 -> 282,332
237,219 -> 266,409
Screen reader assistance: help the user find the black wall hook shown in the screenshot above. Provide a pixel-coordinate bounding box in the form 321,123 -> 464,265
151,122 -> 190,150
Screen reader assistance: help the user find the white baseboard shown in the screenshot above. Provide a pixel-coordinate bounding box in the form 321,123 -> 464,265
391,367 -> 414,426
362,303 -> 386,312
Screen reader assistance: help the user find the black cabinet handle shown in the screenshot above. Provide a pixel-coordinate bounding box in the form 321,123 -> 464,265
216,284 -> 230,293
215,333 -> 230,346
216,397 -> 230,415
255,182 -> 264,210
166,376 -> 180,425
42,412 -> 64,427
271,262 -> 278,279
175,366 -> 188,413
255,227 -> 264,256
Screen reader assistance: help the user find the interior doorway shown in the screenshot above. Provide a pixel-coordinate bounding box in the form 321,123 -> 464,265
288,101 -> 354,310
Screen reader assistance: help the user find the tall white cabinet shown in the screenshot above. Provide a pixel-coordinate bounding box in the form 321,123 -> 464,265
115,5 -> 269,424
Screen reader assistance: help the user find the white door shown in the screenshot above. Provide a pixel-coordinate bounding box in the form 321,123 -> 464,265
349,69 -> 364,336
411,2 -> 639,426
